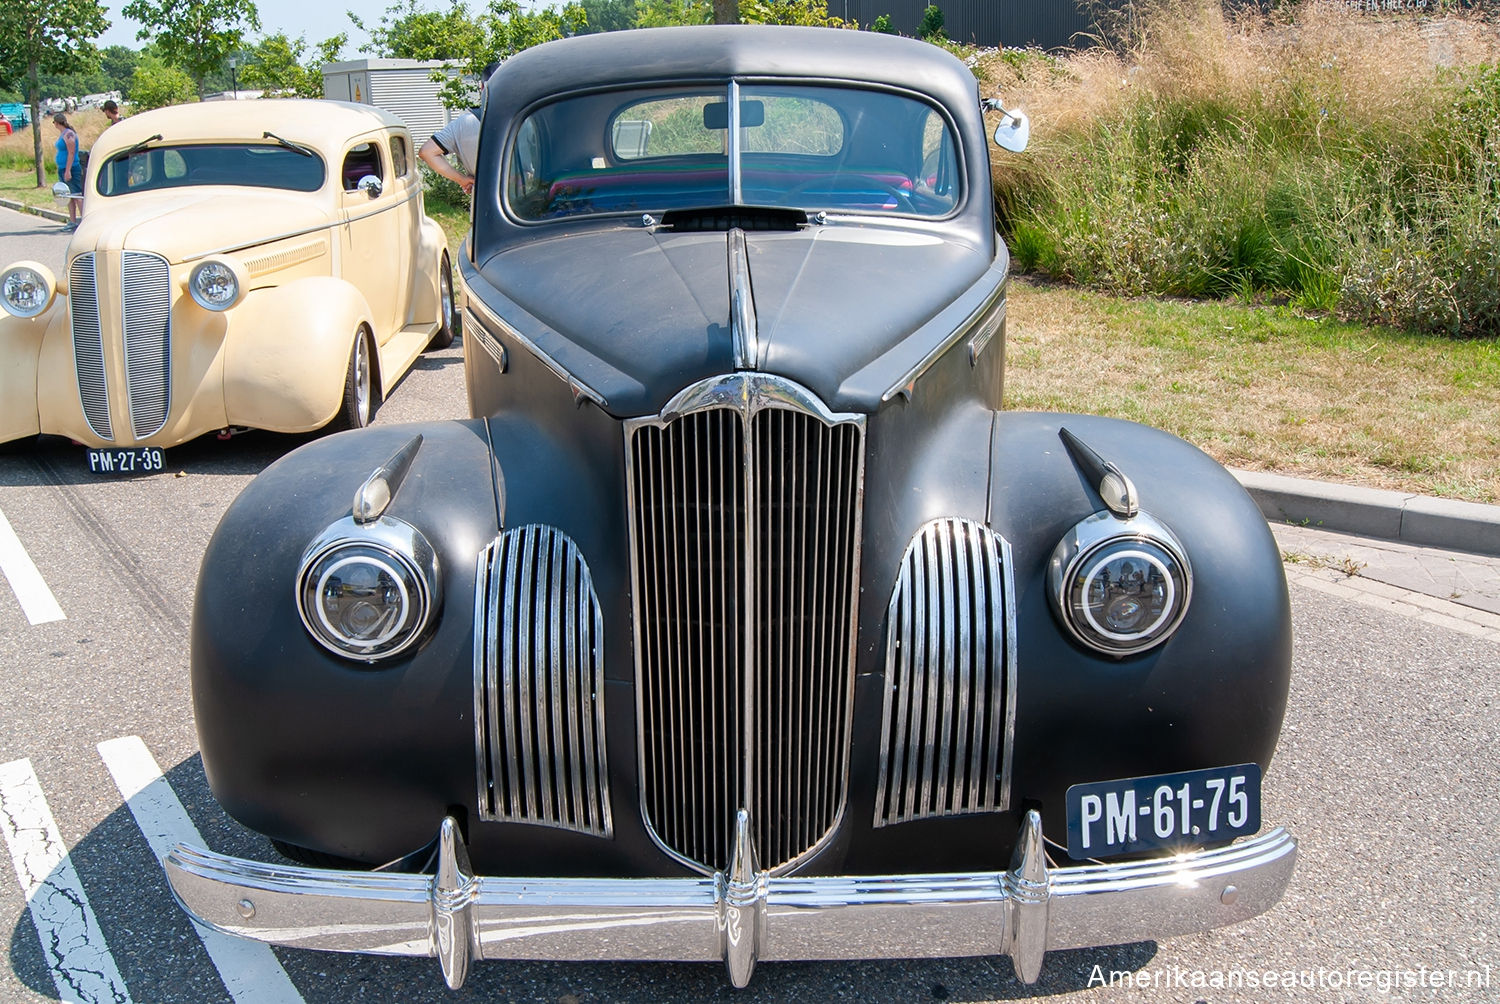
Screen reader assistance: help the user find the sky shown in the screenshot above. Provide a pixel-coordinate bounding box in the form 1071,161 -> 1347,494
97,0 -> 380,55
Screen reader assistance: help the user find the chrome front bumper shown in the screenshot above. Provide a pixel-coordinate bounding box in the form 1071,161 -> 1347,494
164,810 -> 1296,990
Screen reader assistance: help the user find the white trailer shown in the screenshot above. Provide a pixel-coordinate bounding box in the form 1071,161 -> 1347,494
322,58 -> 465,148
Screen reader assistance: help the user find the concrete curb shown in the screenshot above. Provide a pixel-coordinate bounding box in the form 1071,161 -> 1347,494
1233,468 -> 1500,558
0,197 -> 68,224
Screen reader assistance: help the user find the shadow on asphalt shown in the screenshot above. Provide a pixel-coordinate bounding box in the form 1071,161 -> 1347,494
9,754 -> 1159,1003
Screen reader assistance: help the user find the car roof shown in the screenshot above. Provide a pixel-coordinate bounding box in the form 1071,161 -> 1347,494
486,25 -> 982,121
94,99 -> 406,159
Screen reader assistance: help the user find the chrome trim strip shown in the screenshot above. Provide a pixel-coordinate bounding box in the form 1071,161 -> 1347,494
967,298 -> 1005,366
164,817 -> 1296,985
876,518 -> 1011,827
882,282 -> 1006,403
464,293 -> 605,408
728,229 -> 759,371
242,239 -> 328,278
474,527 -> 611,836
727,80 -> 743,207
68,253 -> 112,441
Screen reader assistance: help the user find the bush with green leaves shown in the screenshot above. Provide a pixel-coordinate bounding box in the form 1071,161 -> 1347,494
129,53 -> 195,110
917,4 -> 943,39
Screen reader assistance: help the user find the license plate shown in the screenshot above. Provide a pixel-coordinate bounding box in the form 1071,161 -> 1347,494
1065,763 -> 1261,859
85,447 -> 165,476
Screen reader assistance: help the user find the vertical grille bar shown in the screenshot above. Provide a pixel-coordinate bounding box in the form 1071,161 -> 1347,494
474,527 -> 611,835
875,518 -> 1014,827
68,253 -> 112,441
629,376 -> 864,874
121,251 -> 172,439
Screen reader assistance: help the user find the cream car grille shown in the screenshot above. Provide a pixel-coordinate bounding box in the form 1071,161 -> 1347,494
627,379 -> 865,874
68,252 -> 173,442
121,252 -> 172,439
68,253 -> 111,441
474,526 -> 612,836
874,518 -> 1017,827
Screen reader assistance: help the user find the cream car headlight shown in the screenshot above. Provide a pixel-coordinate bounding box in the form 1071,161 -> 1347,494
296,517 -> 441,662
1,262 -> 57,318
1048,511 -> 1191,657
188,258 -> 247,311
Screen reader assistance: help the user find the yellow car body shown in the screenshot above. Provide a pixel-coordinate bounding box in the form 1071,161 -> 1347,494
0,99 -> 457,449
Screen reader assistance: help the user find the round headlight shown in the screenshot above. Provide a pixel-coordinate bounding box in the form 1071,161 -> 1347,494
1048,512 -> 1191,657
188,259 -> 243,311
1,262 -> 57,318
296,518 -> 440,662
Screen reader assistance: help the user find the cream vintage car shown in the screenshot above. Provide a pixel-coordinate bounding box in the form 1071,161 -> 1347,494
0,99 -> 457,473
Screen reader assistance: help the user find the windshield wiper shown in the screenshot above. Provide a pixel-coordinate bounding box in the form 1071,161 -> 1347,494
119,133 -> 163,158
262,131 -> 314,158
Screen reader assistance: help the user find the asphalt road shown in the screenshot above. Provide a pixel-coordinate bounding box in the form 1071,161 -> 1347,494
1,208 -> 1497,1003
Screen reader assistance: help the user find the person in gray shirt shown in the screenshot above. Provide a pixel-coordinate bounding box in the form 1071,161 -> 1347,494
419,61 -> 499,194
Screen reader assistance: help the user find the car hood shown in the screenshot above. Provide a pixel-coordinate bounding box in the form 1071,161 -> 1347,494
68,188 -> 332,265
475,223 -> 997,417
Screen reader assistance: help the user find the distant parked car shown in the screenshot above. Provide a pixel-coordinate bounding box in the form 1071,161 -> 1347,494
1,102 -> 32,128
0,99 -> 457,473
165,26 -> 1296,991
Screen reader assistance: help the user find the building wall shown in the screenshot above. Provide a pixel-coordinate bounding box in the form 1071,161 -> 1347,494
837,0 -> 1098,48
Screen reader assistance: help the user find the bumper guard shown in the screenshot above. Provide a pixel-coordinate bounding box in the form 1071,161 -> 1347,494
164,810 -> 1296,990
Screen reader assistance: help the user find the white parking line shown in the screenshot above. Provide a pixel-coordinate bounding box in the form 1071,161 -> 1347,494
0,757 -> 133,1004
0,505 -> 65,624
98,736 -> 305,1004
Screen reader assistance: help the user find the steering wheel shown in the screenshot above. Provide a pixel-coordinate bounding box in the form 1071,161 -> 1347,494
782,175 -> 911,209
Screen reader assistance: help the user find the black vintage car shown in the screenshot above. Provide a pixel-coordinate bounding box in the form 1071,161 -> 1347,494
167,25 -> 1296,990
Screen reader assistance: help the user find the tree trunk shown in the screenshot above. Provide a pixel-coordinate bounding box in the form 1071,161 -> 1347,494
28,61 -> 43,189
713,0 -> 739,24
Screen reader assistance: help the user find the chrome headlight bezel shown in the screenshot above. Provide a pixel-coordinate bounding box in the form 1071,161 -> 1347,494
295,516 -> 442,663
1,261 -> 57,319
1047,510 -> 1192,657
187,257 -> 246,311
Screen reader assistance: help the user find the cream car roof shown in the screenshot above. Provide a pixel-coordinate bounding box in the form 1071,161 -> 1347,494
96,99 -> 407,160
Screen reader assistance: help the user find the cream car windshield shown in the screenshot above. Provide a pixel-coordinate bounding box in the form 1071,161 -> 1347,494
508,83 -> 961,221
95,143 -> 327,197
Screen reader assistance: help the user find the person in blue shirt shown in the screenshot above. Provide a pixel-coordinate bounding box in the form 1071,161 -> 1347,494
52,113 -> 83,231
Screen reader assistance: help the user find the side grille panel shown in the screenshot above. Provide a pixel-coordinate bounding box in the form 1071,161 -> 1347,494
475,526 -> 611,836
875,518 -> 1015,827
630,386 -> 864,875
632,412 -> 746,872
68,253 -> 112,441
121,251 -> 172,439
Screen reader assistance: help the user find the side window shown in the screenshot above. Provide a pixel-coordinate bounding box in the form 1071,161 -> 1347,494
341,142 -> 384,191
390,135 -> 409,178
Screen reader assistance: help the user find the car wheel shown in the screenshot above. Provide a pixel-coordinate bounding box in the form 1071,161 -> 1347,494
427,253 -> 458,351
328,327 -> 380,432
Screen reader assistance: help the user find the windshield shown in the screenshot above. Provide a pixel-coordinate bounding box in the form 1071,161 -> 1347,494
95,143 -> 326,196
508,83 -> 961,221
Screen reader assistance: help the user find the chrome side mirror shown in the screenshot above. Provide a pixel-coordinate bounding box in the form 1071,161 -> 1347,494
983,97 -> 1030,154
357,175 -> 383,198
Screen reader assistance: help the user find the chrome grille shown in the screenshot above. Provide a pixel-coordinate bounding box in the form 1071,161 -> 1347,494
874,518 -> 1016,827
474,526 -> 612,836
628,375 -> 865,874
68,253 -> 111,440
121,251 -> 172,439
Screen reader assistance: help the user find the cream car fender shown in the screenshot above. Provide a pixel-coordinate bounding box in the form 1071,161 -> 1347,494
223,276 -> 375,433
0,306 -> 60,444
406,216 -> 451,327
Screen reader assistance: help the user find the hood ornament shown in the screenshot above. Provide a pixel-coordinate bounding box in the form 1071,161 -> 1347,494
728,228 -> 761,371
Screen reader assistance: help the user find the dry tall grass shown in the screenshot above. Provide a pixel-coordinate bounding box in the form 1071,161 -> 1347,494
1,108 -> 115,180
983,1 -> 1500,335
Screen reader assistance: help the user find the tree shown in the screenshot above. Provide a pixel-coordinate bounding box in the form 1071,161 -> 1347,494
239,32 -> 346,98
635,0 -> 712,27
351,0 -> 483,61
129,51 -> 195,109
576,0 -> 636,33
121,0 -> 261,99
0,0 -> 109,187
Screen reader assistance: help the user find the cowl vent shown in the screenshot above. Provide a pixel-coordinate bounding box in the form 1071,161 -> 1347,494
662,206 -> 807,232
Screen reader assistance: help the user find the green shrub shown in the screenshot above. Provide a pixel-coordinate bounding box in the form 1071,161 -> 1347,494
872,13 -> 894,33
917,4 -> 943,40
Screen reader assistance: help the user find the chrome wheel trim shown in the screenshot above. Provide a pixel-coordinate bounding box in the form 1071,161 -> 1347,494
354,333 -> 371,426
440,260 -> 454,332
